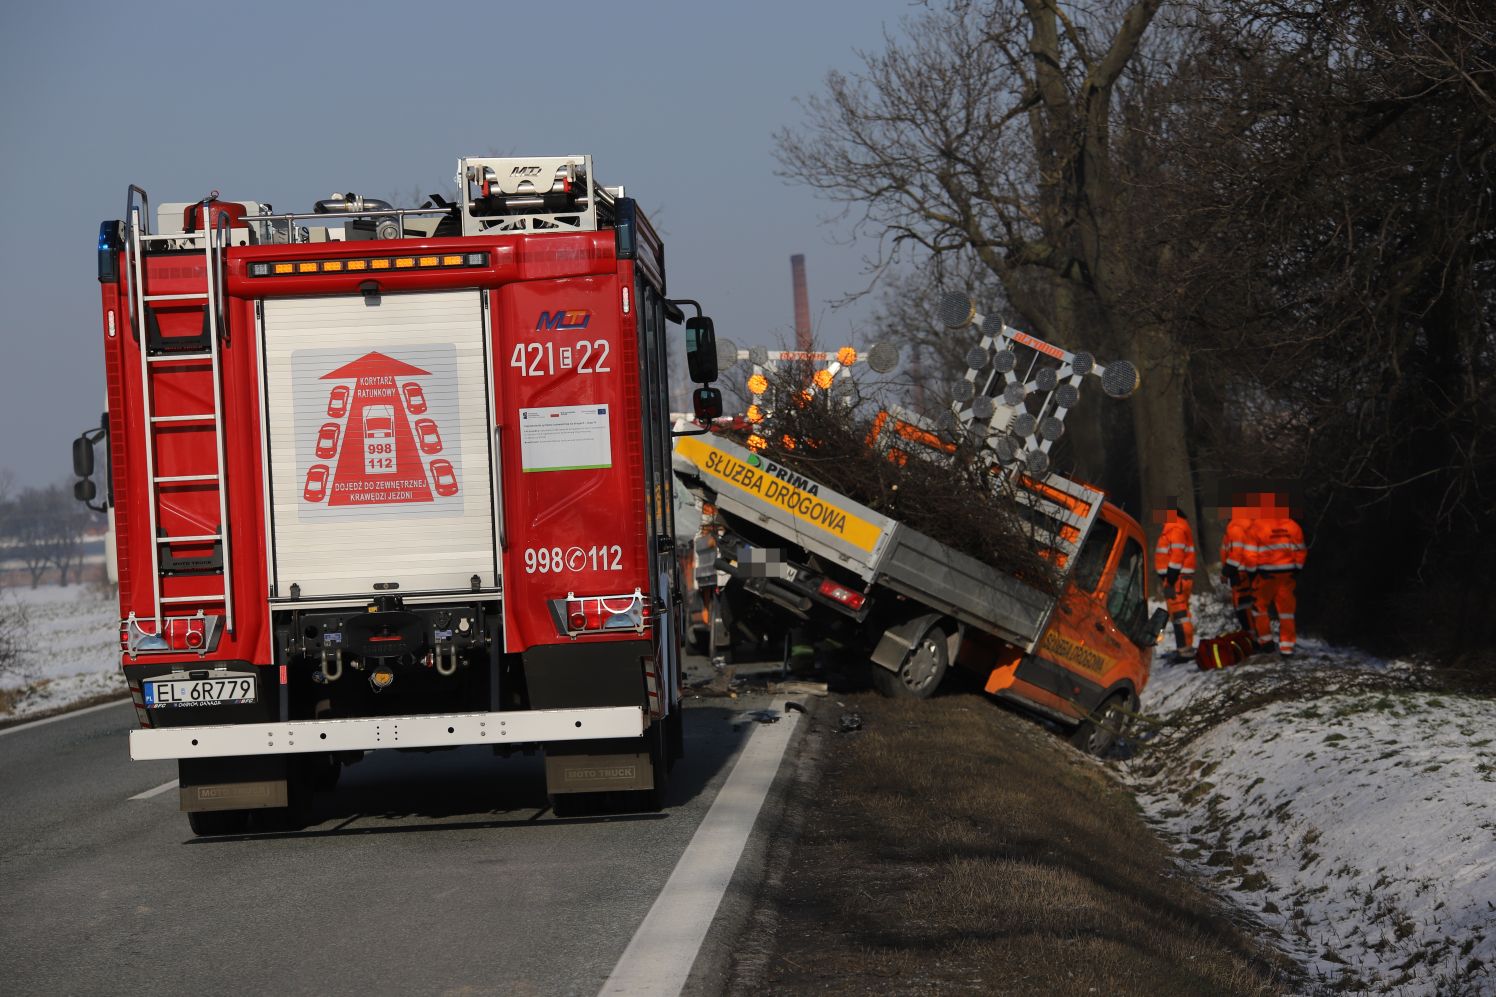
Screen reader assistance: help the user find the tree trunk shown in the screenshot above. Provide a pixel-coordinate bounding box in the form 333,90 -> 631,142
1045,280 -> 1109,486
1129,322 -> 1202,587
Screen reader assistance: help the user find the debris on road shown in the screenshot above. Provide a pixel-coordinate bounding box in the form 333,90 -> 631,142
774,680 -> 828,697
732,709 -> 783,730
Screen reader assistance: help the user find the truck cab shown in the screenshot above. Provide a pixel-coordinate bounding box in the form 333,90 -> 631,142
966,499 -> 1153,740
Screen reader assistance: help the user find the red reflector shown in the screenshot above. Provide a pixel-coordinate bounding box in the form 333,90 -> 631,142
184,630 -> 204,649
568,611 -> 588,630
817,579 -> 865,611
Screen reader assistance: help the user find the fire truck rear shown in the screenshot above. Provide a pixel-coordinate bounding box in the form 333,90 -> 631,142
71,155 -> 722,835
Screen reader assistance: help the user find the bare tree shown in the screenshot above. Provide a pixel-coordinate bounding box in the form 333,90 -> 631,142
776,0 -> 1194,535
1135,0 -> 1496,656
0,593 -> 27,681
46,484 -> 97,587
6,488 -> 54,589
2,484 -> 99,588
0,469 -> 15,590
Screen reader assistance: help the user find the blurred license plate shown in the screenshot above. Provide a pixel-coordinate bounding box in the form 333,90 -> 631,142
144,674 -> 256,708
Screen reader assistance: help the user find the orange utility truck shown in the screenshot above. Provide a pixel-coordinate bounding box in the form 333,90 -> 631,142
672,294 -> 1162,753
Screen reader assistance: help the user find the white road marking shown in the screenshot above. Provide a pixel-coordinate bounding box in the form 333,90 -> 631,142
599,698 -> 800,997
129,779 -> 179,801
0,698 -> 131,738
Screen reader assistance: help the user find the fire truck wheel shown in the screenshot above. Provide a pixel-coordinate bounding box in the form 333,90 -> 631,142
1069,693 -> 1131,756
666,707 -> 685,768
637,717 -> 670,811
708,597 -> 733,664
549,792 -> 594,818
873,623 -> 949,700
187,808 -> 252,837
308,752 -> 343,791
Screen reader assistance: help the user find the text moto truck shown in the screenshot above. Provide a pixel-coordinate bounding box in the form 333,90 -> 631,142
72,155 -> 723,835
673,297 -> 1165,753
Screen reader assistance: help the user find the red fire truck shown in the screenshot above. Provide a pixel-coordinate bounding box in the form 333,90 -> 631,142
71,155 -> 722,835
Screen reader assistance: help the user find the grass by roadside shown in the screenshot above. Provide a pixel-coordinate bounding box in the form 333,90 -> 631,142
729,691 -> 1296,996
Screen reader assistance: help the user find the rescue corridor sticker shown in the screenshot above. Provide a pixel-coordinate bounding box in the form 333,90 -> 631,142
677,436 -> 881,553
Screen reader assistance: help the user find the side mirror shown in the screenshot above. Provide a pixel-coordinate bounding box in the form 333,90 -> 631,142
685,317 -> 718,384
74,479 -> 97,503
692,387 -> 723,423
72,435 -> 95,478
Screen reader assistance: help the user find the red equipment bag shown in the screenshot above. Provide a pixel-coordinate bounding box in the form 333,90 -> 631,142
1196,631 -> 1257,671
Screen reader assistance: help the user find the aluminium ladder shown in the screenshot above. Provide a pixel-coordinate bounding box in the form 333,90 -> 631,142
122,187 -> 235,646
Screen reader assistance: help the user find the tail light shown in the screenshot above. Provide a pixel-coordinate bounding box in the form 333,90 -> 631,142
817,579 -> 867,611
121,613 -> 224,656
551,589 -> 647,637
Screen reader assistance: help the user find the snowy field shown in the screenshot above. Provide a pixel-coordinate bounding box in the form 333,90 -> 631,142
1126,596 -> 1496,996
0,583 -> 124,719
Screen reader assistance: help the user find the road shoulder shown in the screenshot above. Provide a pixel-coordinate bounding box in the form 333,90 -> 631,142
720,690 -> 1298,995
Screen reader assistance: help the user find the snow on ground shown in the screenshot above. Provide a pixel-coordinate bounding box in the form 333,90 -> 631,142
0,583 -> 124,719
1126,594 -> 1496,996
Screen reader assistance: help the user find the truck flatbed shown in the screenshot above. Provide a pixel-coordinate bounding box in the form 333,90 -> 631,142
672,433 -> 1101,652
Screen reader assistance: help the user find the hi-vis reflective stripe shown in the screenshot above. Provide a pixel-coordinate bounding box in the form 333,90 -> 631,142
676,436 -> 883,553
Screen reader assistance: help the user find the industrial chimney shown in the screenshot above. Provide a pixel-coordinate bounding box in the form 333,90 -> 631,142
790,254 -> 812,352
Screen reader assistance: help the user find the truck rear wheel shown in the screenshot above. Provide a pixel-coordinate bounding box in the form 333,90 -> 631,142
872,623 -> 949,699
307,752 -> 343,791
636,716 -> 670,811
186,809 -> 252,837
708,597 -> 733,664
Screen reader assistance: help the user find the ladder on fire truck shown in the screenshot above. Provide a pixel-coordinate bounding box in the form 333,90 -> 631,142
122,186 -> 235,646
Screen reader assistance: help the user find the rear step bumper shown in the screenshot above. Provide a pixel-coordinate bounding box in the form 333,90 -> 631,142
129,706 -> 644,761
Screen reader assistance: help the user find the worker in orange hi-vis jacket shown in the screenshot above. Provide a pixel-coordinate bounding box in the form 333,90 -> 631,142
1153,506 -> 1197,662
1220,496 -> 1259,632
1245,495 -> 1307,657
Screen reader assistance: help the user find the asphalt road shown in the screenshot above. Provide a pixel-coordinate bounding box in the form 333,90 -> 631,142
0,659 -> 791,997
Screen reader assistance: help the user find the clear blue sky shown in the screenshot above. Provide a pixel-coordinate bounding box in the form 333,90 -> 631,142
0,0 -> 923,487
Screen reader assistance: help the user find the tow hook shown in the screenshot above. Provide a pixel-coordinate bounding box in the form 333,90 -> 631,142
318,646 -> 344,683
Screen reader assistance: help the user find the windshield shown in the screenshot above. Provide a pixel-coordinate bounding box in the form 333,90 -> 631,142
1070,518 -> 1119,594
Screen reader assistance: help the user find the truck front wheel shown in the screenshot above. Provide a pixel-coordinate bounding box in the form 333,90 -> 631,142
873,624 -> 949,699
1069,692 -> 1134,756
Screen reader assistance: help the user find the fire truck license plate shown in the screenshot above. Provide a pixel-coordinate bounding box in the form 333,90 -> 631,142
144,674 -> 257,708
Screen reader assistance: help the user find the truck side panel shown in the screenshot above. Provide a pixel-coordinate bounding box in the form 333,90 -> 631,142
876,526 -> 1055,649
495,273 -> 650,657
